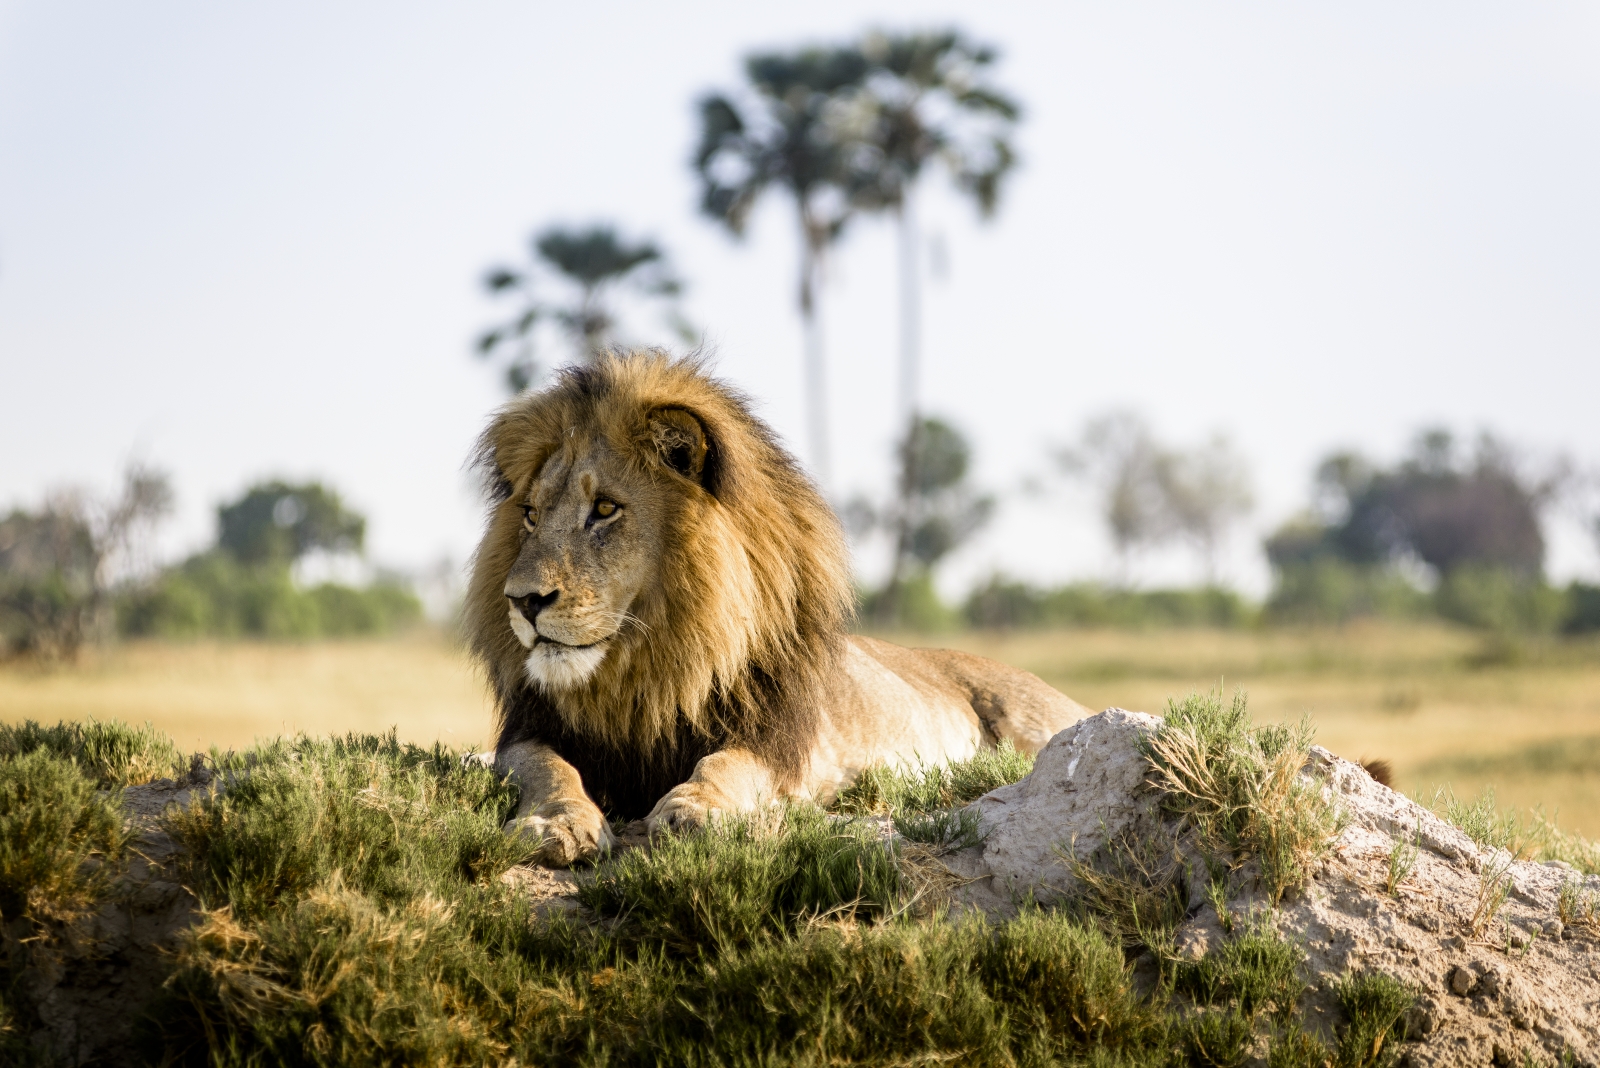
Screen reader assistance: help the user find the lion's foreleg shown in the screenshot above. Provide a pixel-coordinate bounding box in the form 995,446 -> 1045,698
495,740 -> 615,867
644,748 -> 779,835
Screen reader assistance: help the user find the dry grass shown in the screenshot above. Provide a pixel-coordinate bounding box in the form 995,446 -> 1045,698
0,629 -> 496,752
5,622 -> 1600,833
879,623 -> 1600,837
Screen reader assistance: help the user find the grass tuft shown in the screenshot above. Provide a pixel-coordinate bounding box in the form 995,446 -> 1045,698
1470,850 -> 1514,937
1176,921 -> 1305,1020
1384,826 -> 1420,897
0,718 -> 186,787
1181,1009 -> 1253,1067
1060,826 -> 1188,956
1332,971 -> 1413,1068
894,806 -> 985,852
1142,688 -> 1345,901
165,729 -> 526,921
579,806 -> 901,954
1558,877 -> 1596,930
0,748 -> 128,928
1269,1019 -> 1331,1068
1434,786 -> 1548,860
834,739 -> 1033,817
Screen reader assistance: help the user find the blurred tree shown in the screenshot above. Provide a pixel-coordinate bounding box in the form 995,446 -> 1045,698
120,478 -> 422,640
1270,430 -> 1553,580
0,464 -> 173,659
477,224 -> 687,393
854,416 -> 994,626
837,30 -> 1019,424
1056,413 -> 1253,584
831,31 -> 1019,589
694,46 -> 870,488
217,481 -> 365,568
1263,430 -> 1570,629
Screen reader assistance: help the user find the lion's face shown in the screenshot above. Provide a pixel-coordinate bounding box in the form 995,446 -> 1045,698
502,433 -> 670,691
468,354 -> 852,756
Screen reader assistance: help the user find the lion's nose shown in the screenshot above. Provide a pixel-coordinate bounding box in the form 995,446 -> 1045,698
508,589 -> 560,624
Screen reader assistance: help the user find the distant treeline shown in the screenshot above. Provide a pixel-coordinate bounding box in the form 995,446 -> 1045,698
958,573 -> 1600,634
115,480 -> 420,642
1,473 -> 420,659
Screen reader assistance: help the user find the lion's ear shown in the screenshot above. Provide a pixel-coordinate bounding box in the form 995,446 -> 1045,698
646,407 -> 711,487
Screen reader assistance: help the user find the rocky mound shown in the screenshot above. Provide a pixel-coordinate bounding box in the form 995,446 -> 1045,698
951,709 -> 1600,1065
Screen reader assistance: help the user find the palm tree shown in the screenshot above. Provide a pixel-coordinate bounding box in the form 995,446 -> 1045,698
477,224 -> 685,393
839,31 -> 1019,591
693,47 -> 869,489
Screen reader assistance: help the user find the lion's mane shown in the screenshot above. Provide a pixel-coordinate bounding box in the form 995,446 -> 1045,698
464,351 -> 853,818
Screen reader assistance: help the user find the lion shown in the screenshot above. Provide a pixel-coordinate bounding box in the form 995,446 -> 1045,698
465,350 -> 1092,866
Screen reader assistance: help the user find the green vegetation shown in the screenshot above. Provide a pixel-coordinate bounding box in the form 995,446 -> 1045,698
118,479 -> 420,641
1142,689 -> 1345,902
0,742 -> 132,1062
0,716 -> 1431,1064
0,749 -> 128,930
117,552 -> 420,639
966,578 -> 1254,630
1330,972 -> 1413,1068
834,737 -> 1033,817
1384,827 -> 1420,897
0,718 -> 186,786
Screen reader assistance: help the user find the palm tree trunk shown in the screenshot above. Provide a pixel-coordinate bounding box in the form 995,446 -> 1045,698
882,198 -> 921,624
896,196 -> 920,426
798,217 -> 831,491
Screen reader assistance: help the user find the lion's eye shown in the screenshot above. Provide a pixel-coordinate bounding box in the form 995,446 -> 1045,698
520,505 -> 537,532
593,499 -> 618,519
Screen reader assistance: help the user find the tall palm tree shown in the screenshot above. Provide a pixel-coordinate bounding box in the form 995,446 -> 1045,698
839,31 -> 1019,596
694,47 -> 869,490
477,224 -> 684,393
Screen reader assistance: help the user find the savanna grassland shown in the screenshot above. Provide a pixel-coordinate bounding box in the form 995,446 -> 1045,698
3,623 -> 1598,835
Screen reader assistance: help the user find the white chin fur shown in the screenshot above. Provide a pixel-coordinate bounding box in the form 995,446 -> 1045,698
525,641 -> 608,691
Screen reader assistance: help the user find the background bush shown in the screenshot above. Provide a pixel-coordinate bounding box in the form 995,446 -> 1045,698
117,553 -> 421,640
963,577 -> 1254,630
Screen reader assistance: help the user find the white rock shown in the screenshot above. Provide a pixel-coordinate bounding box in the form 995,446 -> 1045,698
963,708 -> 1162,911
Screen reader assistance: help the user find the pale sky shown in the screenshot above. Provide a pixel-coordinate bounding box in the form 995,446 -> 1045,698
2,1 -> 1597,598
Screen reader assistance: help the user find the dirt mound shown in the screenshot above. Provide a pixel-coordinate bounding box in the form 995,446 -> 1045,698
948,709 -> 1600,1064
18,772 -> 205,1066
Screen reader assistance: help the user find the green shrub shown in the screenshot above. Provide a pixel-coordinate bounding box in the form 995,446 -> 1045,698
580,806 -> 901,954
965,576 -> 1254,630
0,749 -> 127,928
118,553 -> 422,640
165,731 -> 524,921
1142,689 -> 1344,901
859,573 -> 961,632
835,739 -> 1033,817
0,718 -> 186,787
1434,566 -> 1566,634
981,907 -> 1156,1047
894,807 -> 985,852
1565,582 -> 1600,634
1263,560 -> 1429,626
1332,972 -> 1412,1067
1176,923 -> 1305,1019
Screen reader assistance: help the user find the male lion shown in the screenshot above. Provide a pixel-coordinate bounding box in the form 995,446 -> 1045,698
466,351 -> 1091,866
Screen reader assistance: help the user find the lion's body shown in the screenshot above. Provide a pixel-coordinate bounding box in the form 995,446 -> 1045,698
465,352 -> 1090,864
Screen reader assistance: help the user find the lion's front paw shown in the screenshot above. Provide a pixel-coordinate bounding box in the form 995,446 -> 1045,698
644,783 -> 724,837
504,798 -> 615,867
